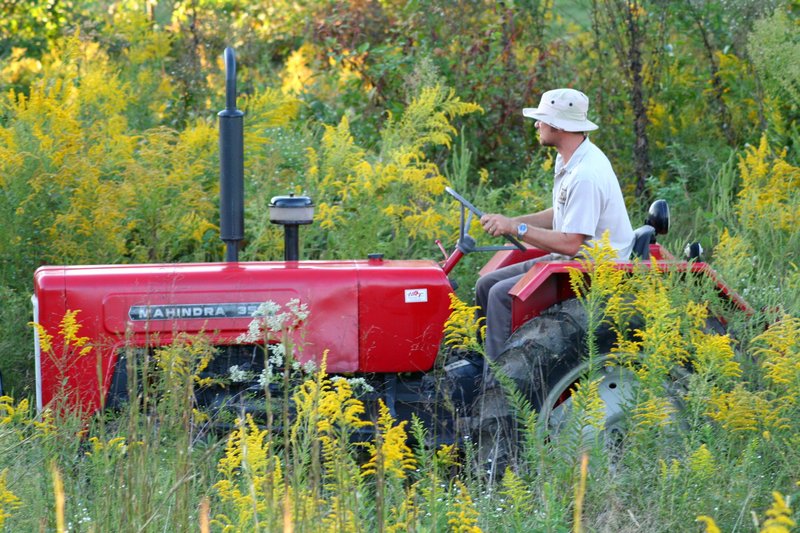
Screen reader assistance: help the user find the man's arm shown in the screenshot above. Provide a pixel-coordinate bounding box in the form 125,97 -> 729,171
517,226 -> 587,256
480,211 -> 586,257
514,208 -> 553,229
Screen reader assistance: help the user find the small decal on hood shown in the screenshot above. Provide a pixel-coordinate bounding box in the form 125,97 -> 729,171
404,288 -> 428,303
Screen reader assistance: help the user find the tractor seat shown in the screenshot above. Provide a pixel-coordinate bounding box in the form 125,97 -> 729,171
631,224 -> 656,259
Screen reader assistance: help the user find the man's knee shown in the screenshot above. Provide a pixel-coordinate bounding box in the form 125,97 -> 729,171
475,274 -> 496,307
487,279 -> 513,312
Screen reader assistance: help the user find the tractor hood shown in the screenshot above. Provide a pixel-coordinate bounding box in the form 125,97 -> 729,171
33,259 -> 453,411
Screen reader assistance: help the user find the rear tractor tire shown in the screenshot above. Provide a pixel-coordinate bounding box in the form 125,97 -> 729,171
473,299 -> 640,476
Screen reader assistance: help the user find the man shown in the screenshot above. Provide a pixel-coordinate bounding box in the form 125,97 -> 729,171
476,88 -> 634,360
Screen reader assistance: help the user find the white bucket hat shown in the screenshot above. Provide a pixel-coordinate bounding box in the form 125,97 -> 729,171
523,88 -> 598,132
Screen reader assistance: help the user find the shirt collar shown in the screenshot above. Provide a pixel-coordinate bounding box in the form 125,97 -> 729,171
554,137 -> 592,177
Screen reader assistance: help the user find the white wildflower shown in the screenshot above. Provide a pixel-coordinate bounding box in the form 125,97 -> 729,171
258,368 -> 273,388
347,377 -> 374,393
237,300 -> 285,342
228,365 -> 250,383
268,343 -> 285,368
237,299 -> 311,343
330,376 -> 374,394
236,319 -> 263,343
287,298 -> 310,322
253,301 -> 281,317
266,312 -> 290,333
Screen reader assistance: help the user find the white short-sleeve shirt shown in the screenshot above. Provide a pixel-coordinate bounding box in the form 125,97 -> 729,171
551,138 -> 634,259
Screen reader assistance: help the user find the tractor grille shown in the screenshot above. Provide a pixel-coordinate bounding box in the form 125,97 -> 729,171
107,344 -> 272,417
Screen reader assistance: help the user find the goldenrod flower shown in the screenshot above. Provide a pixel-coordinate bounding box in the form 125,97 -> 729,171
85,435 -> 128,457
688,444 -> 716,481
569,231 -> 627,301
362,400 -> 416,480
760,491 -> 796,532
213,414 -> 283,527
0,469 -> 22,528
659,458 -> 681,480
633,395 -> 675,431
499,468 -> 533,514
60,309 -> 90,348
707,385 -> 789,433
697,515 -> 722,533
446,480 -> 482,533
753,316 -> 800,390
29,322 -> 53,353
435,443 -> 461,470
737,134 -> 800,234
691,319 -> 741,380
33,408 -> 56,436
386,482 -> 420,533
570,378 -> 606,432
0,397 -> 29,426
443,293 -> 485,351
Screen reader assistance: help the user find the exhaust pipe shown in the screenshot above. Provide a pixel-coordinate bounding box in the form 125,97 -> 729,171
218,47 -> 244,262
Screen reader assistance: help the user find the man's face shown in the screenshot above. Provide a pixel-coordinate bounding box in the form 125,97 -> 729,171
535,120 -> 560,147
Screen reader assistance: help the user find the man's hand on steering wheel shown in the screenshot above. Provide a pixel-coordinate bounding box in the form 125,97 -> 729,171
480,214 -> 517,238
444,187 -> 526,251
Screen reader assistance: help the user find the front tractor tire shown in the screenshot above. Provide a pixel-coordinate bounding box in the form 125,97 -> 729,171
473,299 -> 639,476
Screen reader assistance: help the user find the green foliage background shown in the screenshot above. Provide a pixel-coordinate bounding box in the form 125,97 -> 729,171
0,0 -> 799,529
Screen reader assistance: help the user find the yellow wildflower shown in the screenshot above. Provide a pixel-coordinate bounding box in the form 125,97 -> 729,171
29,322 -> 53,353
737,134 -> 800,233
443,293 -> 485,351
0,469 -> 22,528
321,495 -> 358,532
85,435 -> 129,457
688,444 -> 716,481
33,408 -> 56,436
752,316 -> 800,390
499,468 -> 533,514
0,397 -> 29,426
280,44 -> 315,96
447,479 -> 482,533
435,443 -> 461,470
633,396 -> 675,431
707,385 -> 789,433
697,515 -> 722,533
362,400 -> 416,479
386,482 -> 420,533
571,378 -> 606,431
60,309 -> 89,348
760,491 -> 795,532
568,231 -> 626,303
659,458 -> 681,480
213,414 -> 283,527
691,321 -> 741,380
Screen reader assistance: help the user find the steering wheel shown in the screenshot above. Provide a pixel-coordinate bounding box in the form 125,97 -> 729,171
445,187 -> 526,252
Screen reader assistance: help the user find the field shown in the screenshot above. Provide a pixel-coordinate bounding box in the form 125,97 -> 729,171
1,1 -> 798,531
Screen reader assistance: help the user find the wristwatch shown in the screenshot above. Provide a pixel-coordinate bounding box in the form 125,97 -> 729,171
516,222 -> 528,238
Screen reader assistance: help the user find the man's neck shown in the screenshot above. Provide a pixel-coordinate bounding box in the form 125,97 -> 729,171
556,133 -> 587,164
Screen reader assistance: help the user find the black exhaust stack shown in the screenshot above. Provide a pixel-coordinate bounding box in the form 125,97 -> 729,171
218,47 -> 244,262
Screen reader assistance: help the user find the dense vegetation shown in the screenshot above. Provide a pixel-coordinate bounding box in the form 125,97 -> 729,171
0,0 -> 798,531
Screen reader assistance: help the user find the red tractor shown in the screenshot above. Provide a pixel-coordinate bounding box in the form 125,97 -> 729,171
30,49 -> 750,461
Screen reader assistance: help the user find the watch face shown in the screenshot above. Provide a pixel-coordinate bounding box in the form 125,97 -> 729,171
517,223 -> 527,237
